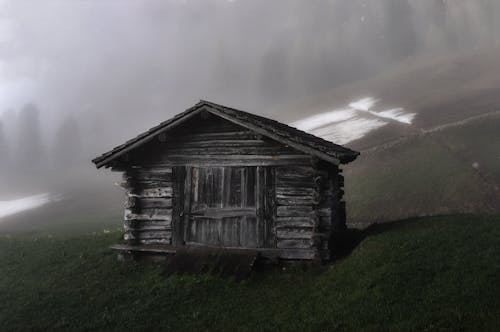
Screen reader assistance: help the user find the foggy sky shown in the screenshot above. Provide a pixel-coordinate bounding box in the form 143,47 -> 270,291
1,0 -> 500,152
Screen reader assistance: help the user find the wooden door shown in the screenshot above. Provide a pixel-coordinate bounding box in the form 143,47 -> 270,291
180,166 -> 270,248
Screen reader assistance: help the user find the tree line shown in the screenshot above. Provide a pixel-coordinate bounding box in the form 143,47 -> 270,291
0,103 -> 82,173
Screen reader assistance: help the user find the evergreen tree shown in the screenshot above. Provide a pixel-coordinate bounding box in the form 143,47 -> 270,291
0,120 -> 7,169
17,103 -> 43,169
53,114 -> 82,167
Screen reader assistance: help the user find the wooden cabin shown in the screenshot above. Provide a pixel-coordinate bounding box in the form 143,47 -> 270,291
92,101 -> 359,261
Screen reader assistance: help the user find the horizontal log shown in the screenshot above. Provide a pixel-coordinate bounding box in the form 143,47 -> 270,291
276,179 -> 314,188
125,219 -> 172,231
129,166 -> 173,172
124,208 -> 172,221
169,130 -> 258,142
276,195 -> 314,205
128,187 -> 173,198
142,157 -> 312,167
162,146 -> 294,156
275,166 -> 314,177
135,230 -> 172,239
276,172 -> 314,180
164,139 -> 269,148
276,228 -> 314,239
126,169 -> 172,182
110,244 -> 319,260
277,205 -> 313,217
277,238 -> 315,249
134,180 -> 173,188
137,198 -> 172,209
139,238 -> 171,245
275,187 -> 315,196
276,217 -> 316,228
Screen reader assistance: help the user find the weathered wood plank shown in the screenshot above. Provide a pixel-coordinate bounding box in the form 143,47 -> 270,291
136,198 -> 173,209
135,230 -> 172,239
110,243 -> 318,260
277,238 -> 315,249
275,179 -> 314,188
131,180 -> 173,189
141,157 -> 312,167
164,139 -> 269,148
163,146 -> 296,156
124,208 -> 172,221
167,130 -> 258,142
275,166 -> 315,176
139,238 -> 171,245
276,228 -> 314,239
276,205 -> 313,217
276,184 -> 314,197
128,187 -> 173,198
125,219 -> 172,231
275,217 -> 315,227
276,195 -> 314,205
126,170 -> 172,182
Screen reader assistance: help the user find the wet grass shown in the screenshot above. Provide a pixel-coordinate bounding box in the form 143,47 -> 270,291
0,214 -> 499,331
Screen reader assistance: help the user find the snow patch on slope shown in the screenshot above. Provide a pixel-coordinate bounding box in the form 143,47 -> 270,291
313,117 -> 388,144
291,109 -> 357,132
0,193 -> 62,219
291,97 -> 416,144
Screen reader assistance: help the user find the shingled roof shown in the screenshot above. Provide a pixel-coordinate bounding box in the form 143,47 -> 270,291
92,100 -> 360,168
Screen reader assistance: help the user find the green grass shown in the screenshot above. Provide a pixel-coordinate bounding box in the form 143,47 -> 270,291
1,214 -> 499,331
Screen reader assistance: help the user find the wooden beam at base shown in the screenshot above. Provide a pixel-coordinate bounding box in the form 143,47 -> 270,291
110,243 -> 319,260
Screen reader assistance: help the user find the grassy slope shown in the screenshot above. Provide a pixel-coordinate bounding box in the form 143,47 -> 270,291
344,115 -> 500,225
0,215 -> 499,331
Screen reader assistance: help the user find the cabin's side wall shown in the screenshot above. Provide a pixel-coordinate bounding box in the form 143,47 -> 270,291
274,165 -> 319,259
122,168 -> 174,245
316,164 -> 345,260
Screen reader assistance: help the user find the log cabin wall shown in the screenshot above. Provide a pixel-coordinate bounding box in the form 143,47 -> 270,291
275,165 -> 319,258
315,164 -> 344,260
122,168 -> 174,245
120,113 -> 314,252
113,112 -> 347,260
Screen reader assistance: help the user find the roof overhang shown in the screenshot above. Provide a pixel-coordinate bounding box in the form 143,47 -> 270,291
92,101 -> 360,169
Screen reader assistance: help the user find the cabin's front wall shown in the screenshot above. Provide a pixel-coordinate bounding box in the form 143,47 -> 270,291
116,112 -> 346,260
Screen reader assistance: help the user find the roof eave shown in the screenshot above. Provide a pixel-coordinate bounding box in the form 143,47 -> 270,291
92,100 -> 361,169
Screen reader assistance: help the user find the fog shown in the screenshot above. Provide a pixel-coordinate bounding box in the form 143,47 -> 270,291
1,0 -> 500,197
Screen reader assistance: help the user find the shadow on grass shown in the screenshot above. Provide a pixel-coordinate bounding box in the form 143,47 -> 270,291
329,217 -> 426,262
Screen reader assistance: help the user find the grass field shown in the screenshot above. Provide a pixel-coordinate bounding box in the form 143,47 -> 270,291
0,214 -> 499,331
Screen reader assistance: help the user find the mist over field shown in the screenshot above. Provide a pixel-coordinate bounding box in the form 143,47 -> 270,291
1,0 -> 500,226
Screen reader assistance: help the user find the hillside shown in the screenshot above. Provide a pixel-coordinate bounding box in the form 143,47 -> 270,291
1,214 -> 499,331
281,48 -> 500,225
345,113 -> 500,225
287,48 -> 500,147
